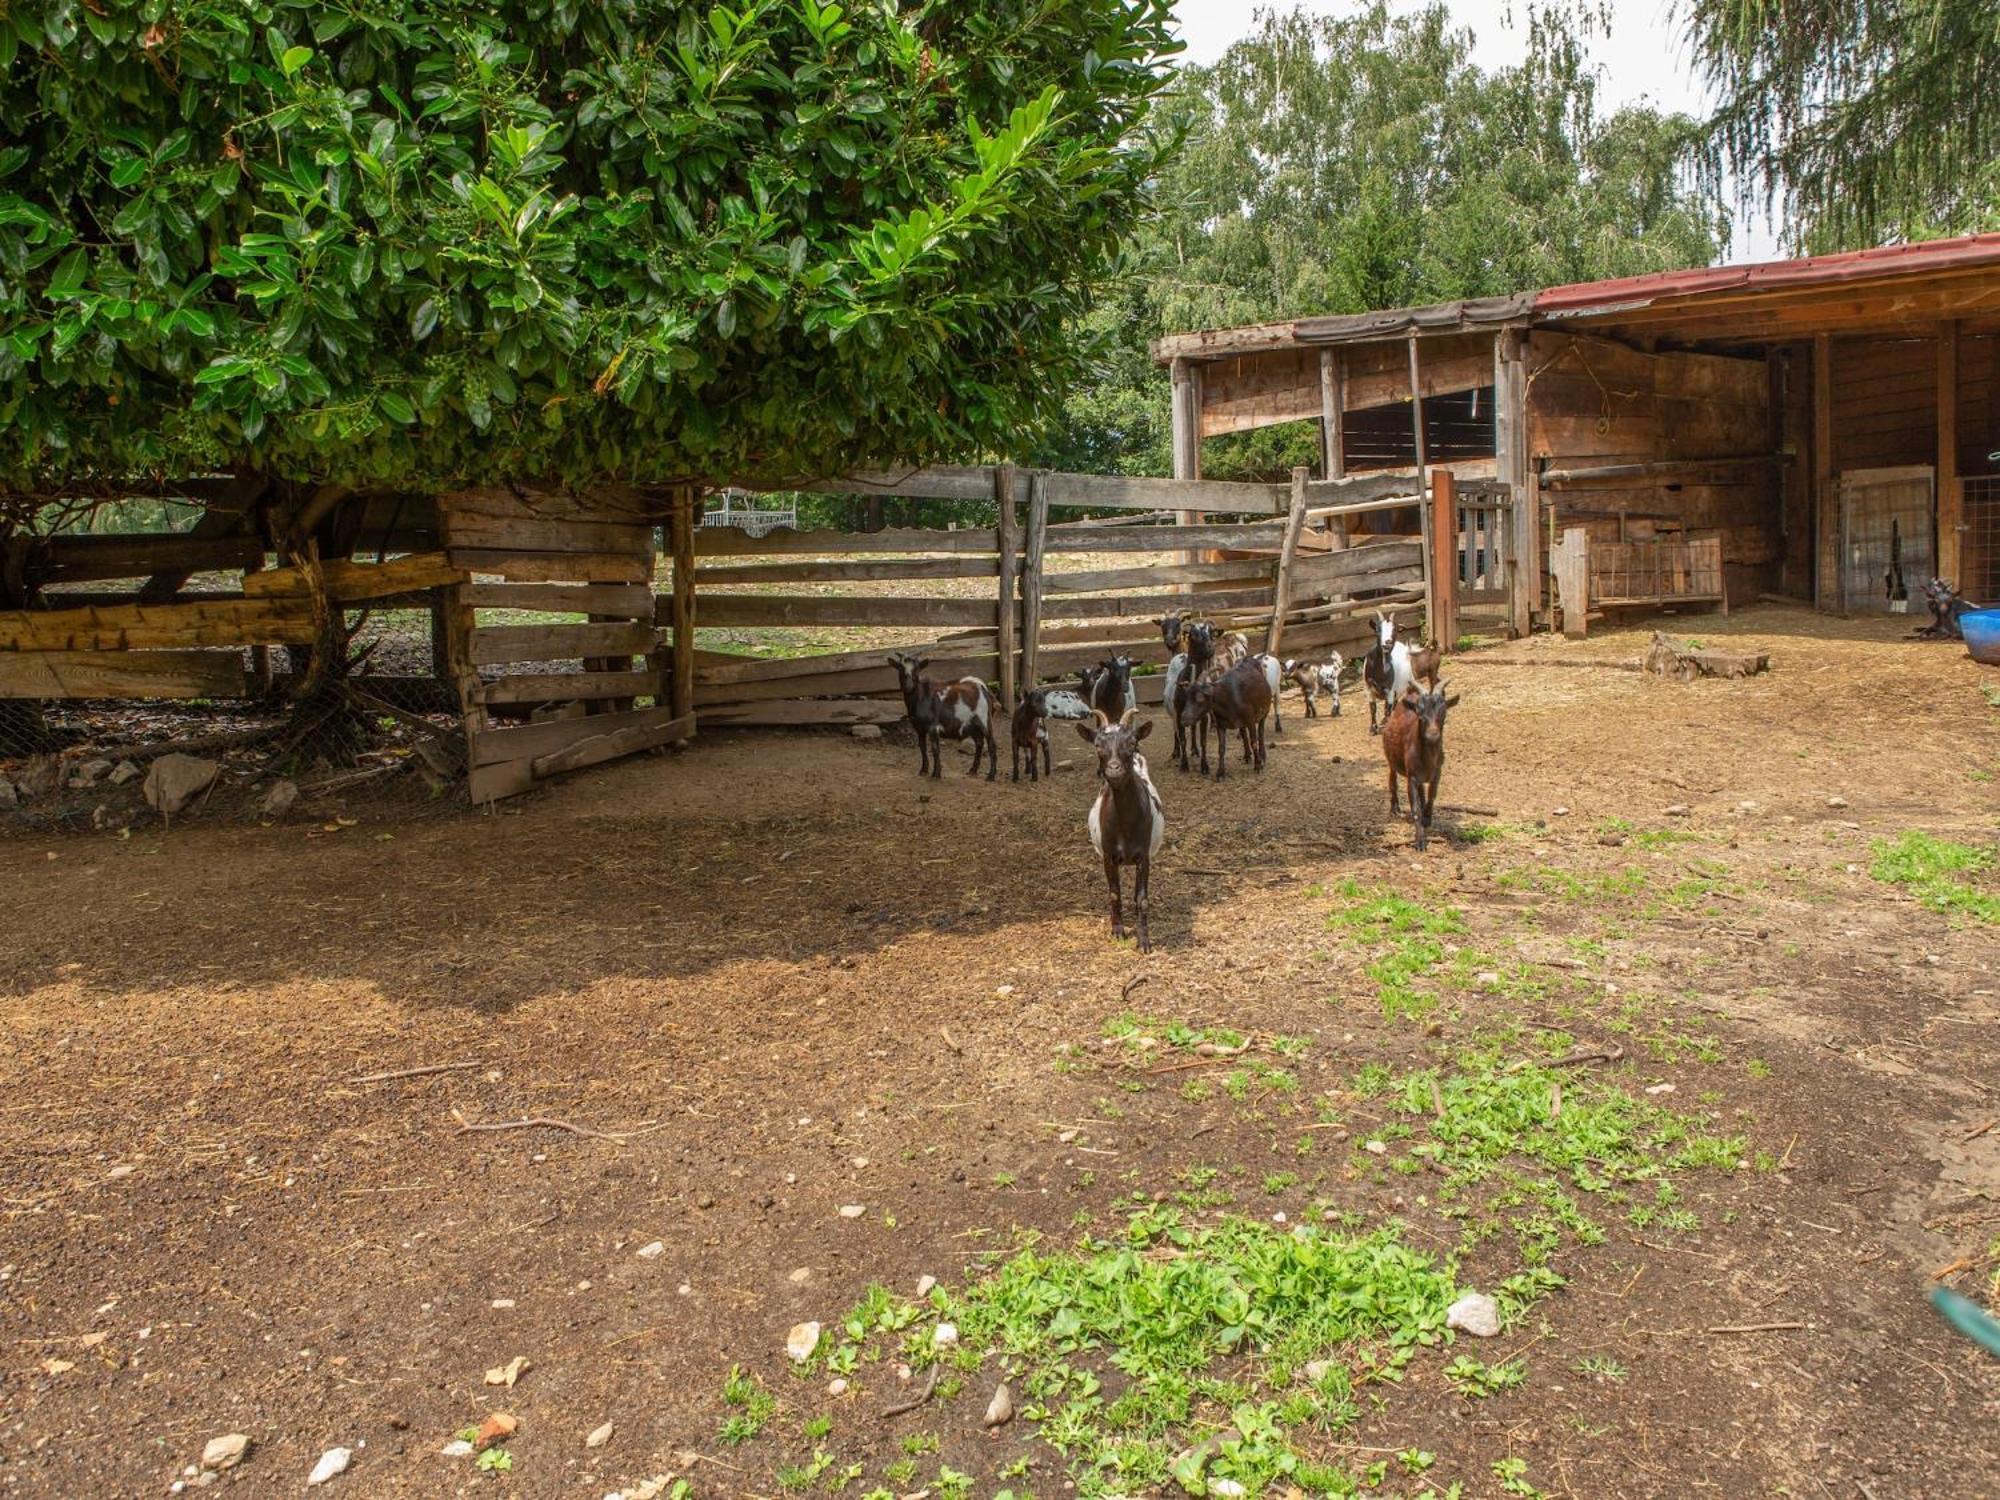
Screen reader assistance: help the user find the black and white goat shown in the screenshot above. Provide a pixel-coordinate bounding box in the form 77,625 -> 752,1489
1077,708 -> 1164,953
1284,652 -> 1343,717
1081,654 -> 1137,720
887,652 -> 997,781
1361,611 -> 1414,736
1917,577 -> 1978,640
1168,621 -> 1217,772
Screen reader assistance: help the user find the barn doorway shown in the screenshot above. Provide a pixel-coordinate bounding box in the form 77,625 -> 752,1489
1839,465 -> 1934,613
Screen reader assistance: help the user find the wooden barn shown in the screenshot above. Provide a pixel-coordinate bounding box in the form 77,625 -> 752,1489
1152,232 -> 2000,637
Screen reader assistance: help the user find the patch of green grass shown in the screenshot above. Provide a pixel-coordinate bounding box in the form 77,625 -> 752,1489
1869,831 -> 1999,924
1574,1354 -> 1627,1381
718,1365 -> 776,1445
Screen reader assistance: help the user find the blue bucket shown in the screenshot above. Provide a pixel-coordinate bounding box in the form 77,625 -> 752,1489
1963,608 -> 2000,666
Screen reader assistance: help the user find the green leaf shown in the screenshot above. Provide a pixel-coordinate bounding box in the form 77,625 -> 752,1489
378,391 -> 417,424
45,248 -> 88,298
410,299 -> 438,340
281,45 -> 314,77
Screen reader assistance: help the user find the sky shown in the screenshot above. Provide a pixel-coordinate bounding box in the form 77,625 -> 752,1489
1169,0 -> 1784,263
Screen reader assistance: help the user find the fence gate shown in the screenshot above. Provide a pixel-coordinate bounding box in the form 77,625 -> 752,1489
1839,465 -> 1934,613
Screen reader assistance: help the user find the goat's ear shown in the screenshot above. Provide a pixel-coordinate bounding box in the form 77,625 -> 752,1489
1135,719 -> 1153,742
913,656 -> 931,671
1075,721 -> 1099,746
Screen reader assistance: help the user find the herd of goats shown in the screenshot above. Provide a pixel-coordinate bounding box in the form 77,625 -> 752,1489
886,609 -> 1454,952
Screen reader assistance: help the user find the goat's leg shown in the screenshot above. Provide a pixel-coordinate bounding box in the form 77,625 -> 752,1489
929,728 -> 943,778
1272,691 -> 1282,736
1254,718 -> 1267,771
1103,852 -> 1124,942
1134,853 -> 1151,954
983,725 -> 997,781
1214,716 -> 1227,780
1041,735 -> 1051,778
1388,764 -> 1400,814
915,723 -> 931,777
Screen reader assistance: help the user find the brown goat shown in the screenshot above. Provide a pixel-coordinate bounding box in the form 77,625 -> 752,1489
1010,686 -> 1052,782
1077,709 -> 1165,952
1179,658 -> 1272,779
1380,682 -> 1452,850
1405,641 -> 1444,690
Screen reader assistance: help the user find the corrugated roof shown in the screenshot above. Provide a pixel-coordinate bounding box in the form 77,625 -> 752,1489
1534,232 -> 2000,314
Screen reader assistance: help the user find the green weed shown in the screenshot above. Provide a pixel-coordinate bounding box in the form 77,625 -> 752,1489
1869,832 -> 1999,923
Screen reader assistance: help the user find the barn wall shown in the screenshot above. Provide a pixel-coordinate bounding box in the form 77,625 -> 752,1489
1827,332 -> 1998,476
1525,332 -> 1779,602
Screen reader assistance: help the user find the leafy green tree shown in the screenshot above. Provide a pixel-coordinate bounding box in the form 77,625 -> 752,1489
1684,0 -> 2000,253
1037,2 -> 1728,479
0,0 -> 1179,513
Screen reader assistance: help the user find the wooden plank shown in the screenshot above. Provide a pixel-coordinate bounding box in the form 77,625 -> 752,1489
244,552 -> 468,601
698,698 -> 907,727
995,463 -> 1019,713
440,483 -> 657,524
1042,523 -> 1286,554
669,487 -> 696,722
1814,332 -> 1836,609
0,597 -> 316,651
1430,468 -> 1458,648
1267,467 -> 1311,655
1020,472 -> 1050,701
1040,585 -> 1275,621
0,648 -> 249,700
469,702 -> 678,768
530,709 -> 693,779
1042,470 -> 1282,516
477,669 -> 661,705
694,637 -> 995,687
692,526 -> 999,557
461,581 -> 654,617
468,620 -> 655,666
1938,320 -> 1962,587
812,464 -> 1023,504
448,549 -> 652,583
467,757 -> 536,804
36,533 -> 266,581
693,557 -> 998,584
1290,540 -> 1426,585
1300,469 -> 1425,507
440,510 -> 652,556
1553,528 -> 1590,640
692,594 -> 995,629
1042,557 -> 1275,594
697,656 -> 995,706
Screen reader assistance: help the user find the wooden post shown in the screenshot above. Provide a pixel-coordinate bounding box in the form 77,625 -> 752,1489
1318,350 -> 1349,552
1554,527 -> 1590,640
669,484 -> 696,723
994,463 -> 1019,713
1938,319 -> 1962,587
1266,466 -> 1311,655
1405,335 -> 1429,483
1020,471 -> 1049,692
1171,357 -> 1204,564
1408,336 -> 1434,638
1495,329 -> 1534,637
1813,332 -> 1837,610
1429,468 -> 1458,649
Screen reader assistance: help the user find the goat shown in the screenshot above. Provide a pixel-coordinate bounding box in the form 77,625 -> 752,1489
1249,651 -> 1284,735
1215,628 -> 1251,670
1156,610 -> 1185,655
1076,708 -> 1164,953
1179,657 -> 1272,779
1361,611 -> 1414,736
1917,577 -> 1977,640
1284,652 -> 1343,717
1011,686 -> 1052,783
1082,654 -> 1136,721
1380,682 -> 1452,851
887,652 -> 997,781
1405,640 -> 1443,690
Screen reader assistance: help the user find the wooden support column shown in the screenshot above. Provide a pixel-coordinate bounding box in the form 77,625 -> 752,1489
1266,467 -> 1311,655
1938,319 -> 1963,586
994,463 -> 1019,713
1318,350 -> 1349,551
1429,468 -> 1458,650
1407,336 -> 1434,635
1812,332 -> 1837,610
669,485 -> 696,723
1020,471 -> 1049,691
1494,329 -> 1534,637
1171,357 -> 1204,564
1553,527 -> 1590,640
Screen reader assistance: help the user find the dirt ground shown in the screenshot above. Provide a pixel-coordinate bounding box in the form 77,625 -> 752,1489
2,605 -> 1996,1499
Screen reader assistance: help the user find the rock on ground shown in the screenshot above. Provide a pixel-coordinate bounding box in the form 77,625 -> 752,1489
143,754 -> 219,817
849,724 -> 883,740
1446,1291 -> 1501,1338
306,1447 -> 351,1485
259,778 -> 300,819
109,759 -> 142,786
786,1321 -> 821,1363
200,1434 -> 250,1471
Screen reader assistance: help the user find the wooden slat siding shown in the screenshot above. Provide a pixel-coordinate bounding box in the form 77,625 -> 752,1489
446,549 -> 653,583
1198,334 -> 1495,438
530,709 -> 693,779
994,463 -> 1019,713
693,557 -> 999,585
697,656 -> 997,707
461,581 -> 655,617
468,702 -> 682,769
438,511 -> 653,556
698,698 -> 907,727
693,526 -> 1000,557
1042,523 -> 1285,554
37,534 -> 267,584
1267,468 -> 1312,654
1041,557 -> 1275,594
1043,471 -> 1281,516
1040,585 -> 1275,622
0,597 -> 318,651
1019,472 -> 1050,697
693,636 -> 995,686
1938,322 -> 1962,586
0,648 -> 249,700
244,552 -> 468,601
478,669 -> 661,705
669,486 -> 696,722
1289,539 -> 1424,584
1298,469 -> 1425,507
692,595 -> 995,629
440,483 -> 656,524
467,620 -> 654,666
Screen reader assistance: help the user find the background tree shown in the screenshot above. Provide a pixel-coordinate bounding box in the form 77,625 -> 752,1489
0,0 -> 1179,516
1683,0 -> 2000,253
1037,2 -> 1728,479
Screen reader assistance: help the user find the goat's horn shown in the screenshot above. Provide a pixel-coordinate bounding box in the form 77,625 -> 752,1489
1118,707 -> 1137,729
1091,709 -> 1111,730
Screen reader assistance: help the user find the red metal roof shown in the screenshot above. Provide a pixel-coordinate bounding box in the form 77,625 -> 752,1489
1534,232 -> 2000,313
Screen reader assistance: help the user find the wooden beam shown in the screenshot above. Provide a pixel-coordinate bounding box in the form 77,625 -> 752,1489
446,549 -> 651,583
1020,471 -> 1050,690
1495,329 -> 1534,637
438,510 -> 652,556
35,533 -> 266,585
0,597 -> 316,651
1042,523 -> 1285,554
529,709 -> 692,779
0,648 -> 248,700
1044,470 -> 1278,516
468,620 -> 655,666
692,526 -> 999,557
694,637 -> 994,687
1171,357 -> 1204,564
1266,467 -> 1311,655
461,581 -> 654,617
1429,468 -> 1458,649
994,463 -> 1019,712
1539,454 -> 1786,486
1041,557 -> 1275,594
1040,585 -> 1275,622
1938,320 -> 1963,585
478,669 -> 660,705
1319,349 -> 1346,481
693,557 -> 998,585
138,478 -> 264,602
669,485 -> 696,722
1553,527 -> 1590,639
1408,336 -> 1434,632
1813,331 -> 1837,609
697,698 -> 906,727
243,551 -> 468,601
692,594 -> 993,629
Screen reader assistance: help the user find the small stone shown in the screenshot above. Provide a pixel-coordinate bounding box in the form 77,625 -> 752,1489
1211,1481 -> 1247,1499
586,1421 -> 614,1449
984,1382 -> 1014,1427
109,760 -> 142,786
789,1267 -> 812,1285
1474,970 -> 1502,988
200,1435 -> 250,1472
994,984 -> 1014,996
440,1441 -> 474,1459
1826,795 -> 1849,809
635,1240 -> 665,1259
1737,799 -> 1758,812
932,1322 -> 959,1348
306,1447 -> 351,1486
1446,1291 -> 1501,1338
1363,1139 -> 1387,1155
1057,1128 -> 1078,1143
1302,1360 -> 1332,1383
827,1377 -> 849,1397
143,754 -> 219,817
69,757 -> 114,788
1272,1211 -> 1287,1224
259,778 -> 300,819
1551,805 -> 1570,817
786,1321 -> 821,1363
1055,759 -> 1075,772
849,724 -> 883,740
1645,1082 -> 1676,1095
1664,803 -> 1691,817
490,1299 -> 515,1309
915,1274 -> 937,1299
837,1203 -> 866,1218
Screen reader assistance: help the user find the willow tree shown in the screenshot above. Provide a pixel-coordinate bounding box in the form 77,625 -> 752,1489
0,0 -> 1180,516
1684,0 -> 2000,252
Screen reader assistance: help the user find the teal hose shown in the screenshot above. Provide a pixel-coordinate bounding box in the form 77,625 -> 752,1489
1930,1286 -> 2000,1358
